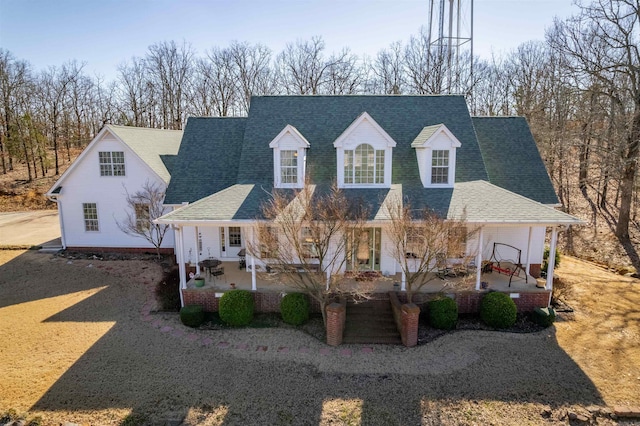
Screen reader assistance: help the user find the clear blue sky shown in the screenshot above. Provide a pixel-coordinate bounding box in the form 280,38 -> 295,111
0,0 -> 577,81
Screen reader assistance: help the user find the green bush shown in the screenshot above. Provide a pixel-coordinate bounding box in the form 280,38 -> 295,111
480,292 -> 517,328
542,246 -> 561,273
533,307 -> 556,327
219,289 -> 254,326
180,305 -> 205,328
280,293 -> 310,325
155,268 -> 181,311
428,296 -> 458,330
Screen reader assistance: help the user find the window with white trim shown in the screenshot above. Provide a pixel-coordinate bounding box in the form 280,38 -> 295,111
344,144 -> 385,185
280,150 -> 298,184
99,151 -> 125,176
83,203 -> 99,232
431,150 -> 449,184
333,112 -> 395,188
228,227 -> 242,247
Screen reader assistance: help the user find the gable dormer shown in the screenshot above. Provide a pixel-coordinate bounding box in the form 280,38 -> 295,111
412,124 -> 461,188
269,125 -> 309,188
333,112 -> 396,188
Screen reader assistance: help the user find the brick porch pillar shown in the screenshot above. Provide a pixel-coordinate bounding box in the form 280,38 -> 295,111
326,302 -> 346,346
401,303 -> 420,347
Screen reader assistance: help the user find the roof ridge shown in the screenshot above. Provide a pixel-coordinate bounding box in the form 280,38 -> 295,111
107,124 -> 183,133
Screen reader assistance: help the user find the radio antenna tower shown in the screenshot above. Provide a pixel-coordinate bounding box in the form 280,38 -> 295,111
426,0 -> 474,94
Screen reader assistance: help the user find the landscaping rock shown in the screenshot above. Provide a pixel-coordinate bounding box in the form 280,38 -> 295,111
540,406 -> 553,418
614,406 -> 640,418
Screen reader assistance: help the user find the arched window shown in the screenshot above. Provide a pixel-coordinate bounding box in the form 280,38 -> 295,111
344,144 -> 385,184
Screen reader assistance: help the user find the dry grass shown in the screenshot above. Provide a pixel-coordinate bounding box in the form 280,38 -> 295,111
0,249 -> 639,425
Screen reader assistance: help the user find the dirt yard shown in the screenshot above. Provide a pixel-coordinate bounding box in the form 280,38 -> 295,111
0,250 -> 638,425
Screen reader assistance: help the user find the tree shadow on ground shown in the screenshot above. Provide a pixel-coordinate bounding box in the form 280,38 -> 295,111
1,251 -> 608,425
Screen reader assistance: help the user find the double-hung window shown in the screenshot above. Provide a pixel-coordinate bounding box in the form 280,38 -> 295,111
280,150 -> 298,184
228,227 -> 242,247
83,203 -> 99,232
99,151 -> 125,176
431,150 -> 449,184
344,144 -> 385,185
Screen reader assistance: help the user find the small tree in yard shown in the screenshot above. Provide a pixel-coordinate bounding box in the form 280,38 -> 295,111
249,182 -> 370,325
117,180 -> 169,259
385,197 -> 475,304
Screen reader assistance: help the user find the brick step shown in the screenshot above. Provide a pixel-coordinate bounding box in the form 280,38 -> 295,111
343,300 -> 401,345
343,334 -> 402,345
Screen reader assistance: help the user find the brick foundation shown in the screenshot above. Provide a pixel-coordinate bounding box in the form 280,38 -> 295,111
67,246 -> 174,255
181,289 -> 323,314
529,263 -> 541,278
394,290 -> 550,314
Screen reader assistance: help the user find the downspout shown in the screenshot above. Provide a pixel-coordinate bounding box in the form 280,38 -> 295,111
175,225 -> 186,307
46,193 -> 67,249
545,226 -> 559,307
525,226 -> 533,276
475,227 -> 483,290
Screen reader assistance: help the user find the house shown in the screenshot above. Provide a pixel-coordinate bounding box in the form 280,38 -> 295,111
46,125 -> 182,252
155,95 -> 581,308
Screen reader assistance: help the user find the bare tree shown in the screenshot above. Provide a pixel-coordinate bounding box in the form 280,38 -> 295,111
249,182 -> 370,325
0,50 -> 31,174
117,180 -> 170,258
384,198 -> 475,304
370,41 -> 406,94
37,61 -> 83,175
275,36 -> 350,95
548,0 -> 640,241
145,41 -> 194,129
228,41 -> 275,114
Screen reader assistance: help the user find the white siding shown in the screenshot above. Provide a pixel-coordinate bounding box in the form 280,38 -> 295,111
58,133 -> 175,250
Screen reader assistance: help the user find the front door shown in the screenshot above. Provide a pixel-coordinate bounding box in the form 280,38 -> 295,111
220,226 -> 243,258
347,228 -> 381,271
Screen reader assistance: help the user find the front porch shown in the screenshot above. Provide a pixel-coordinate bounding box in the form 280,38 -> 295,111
181,260 -> 551,315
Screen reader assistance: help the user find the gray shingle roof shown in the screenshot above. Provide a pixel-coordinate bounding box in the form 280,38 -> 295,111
158,181 -> 581,225
107,125 -> 182,183
160,95 -> 570,225
411,124 -> 443,147
472,117 -> 558,205
163,117 -> 247,204
238,95 -> 488,185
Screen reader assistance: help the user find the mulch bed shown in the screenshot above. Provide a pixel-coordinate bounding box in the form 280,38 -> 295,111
417,312 -> 549,345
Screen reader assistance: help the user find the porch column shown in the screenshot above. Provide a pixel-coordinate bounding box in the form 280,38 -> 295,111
250,227 -> 257,291
525,226 -> 533,276
175,226 -> 186,307
475,227 -> 483,290
194,226 -> 201,275
401,271 -> 406,292
546,226 -> 558,290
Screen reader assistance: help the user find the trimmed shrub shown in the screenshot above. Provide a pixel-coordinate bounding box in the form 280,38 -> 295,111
180,305 -> 204,328
280,293 -> 310,325
533,307 -> 556,327
480,292 -> 517,328
219,289 -> 254,326
428,296 -> 458,330
155,268 -> 181,311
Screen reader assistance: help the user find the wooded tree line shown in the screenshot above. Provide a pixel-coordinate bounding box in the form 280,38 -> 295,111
0,0 -> 637,243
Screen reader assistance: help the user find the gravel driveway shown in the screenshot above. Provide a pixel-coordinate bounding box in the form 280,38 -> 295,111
0,250 -> 626,425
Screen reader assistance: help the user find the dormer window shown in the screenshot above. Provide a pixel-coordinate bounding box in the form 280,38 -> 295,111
431,150 -> 449,184
334,112 -> 396,188
412,124 -> 461,188
344,144 -> 385,184
269,125 -> 310,188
